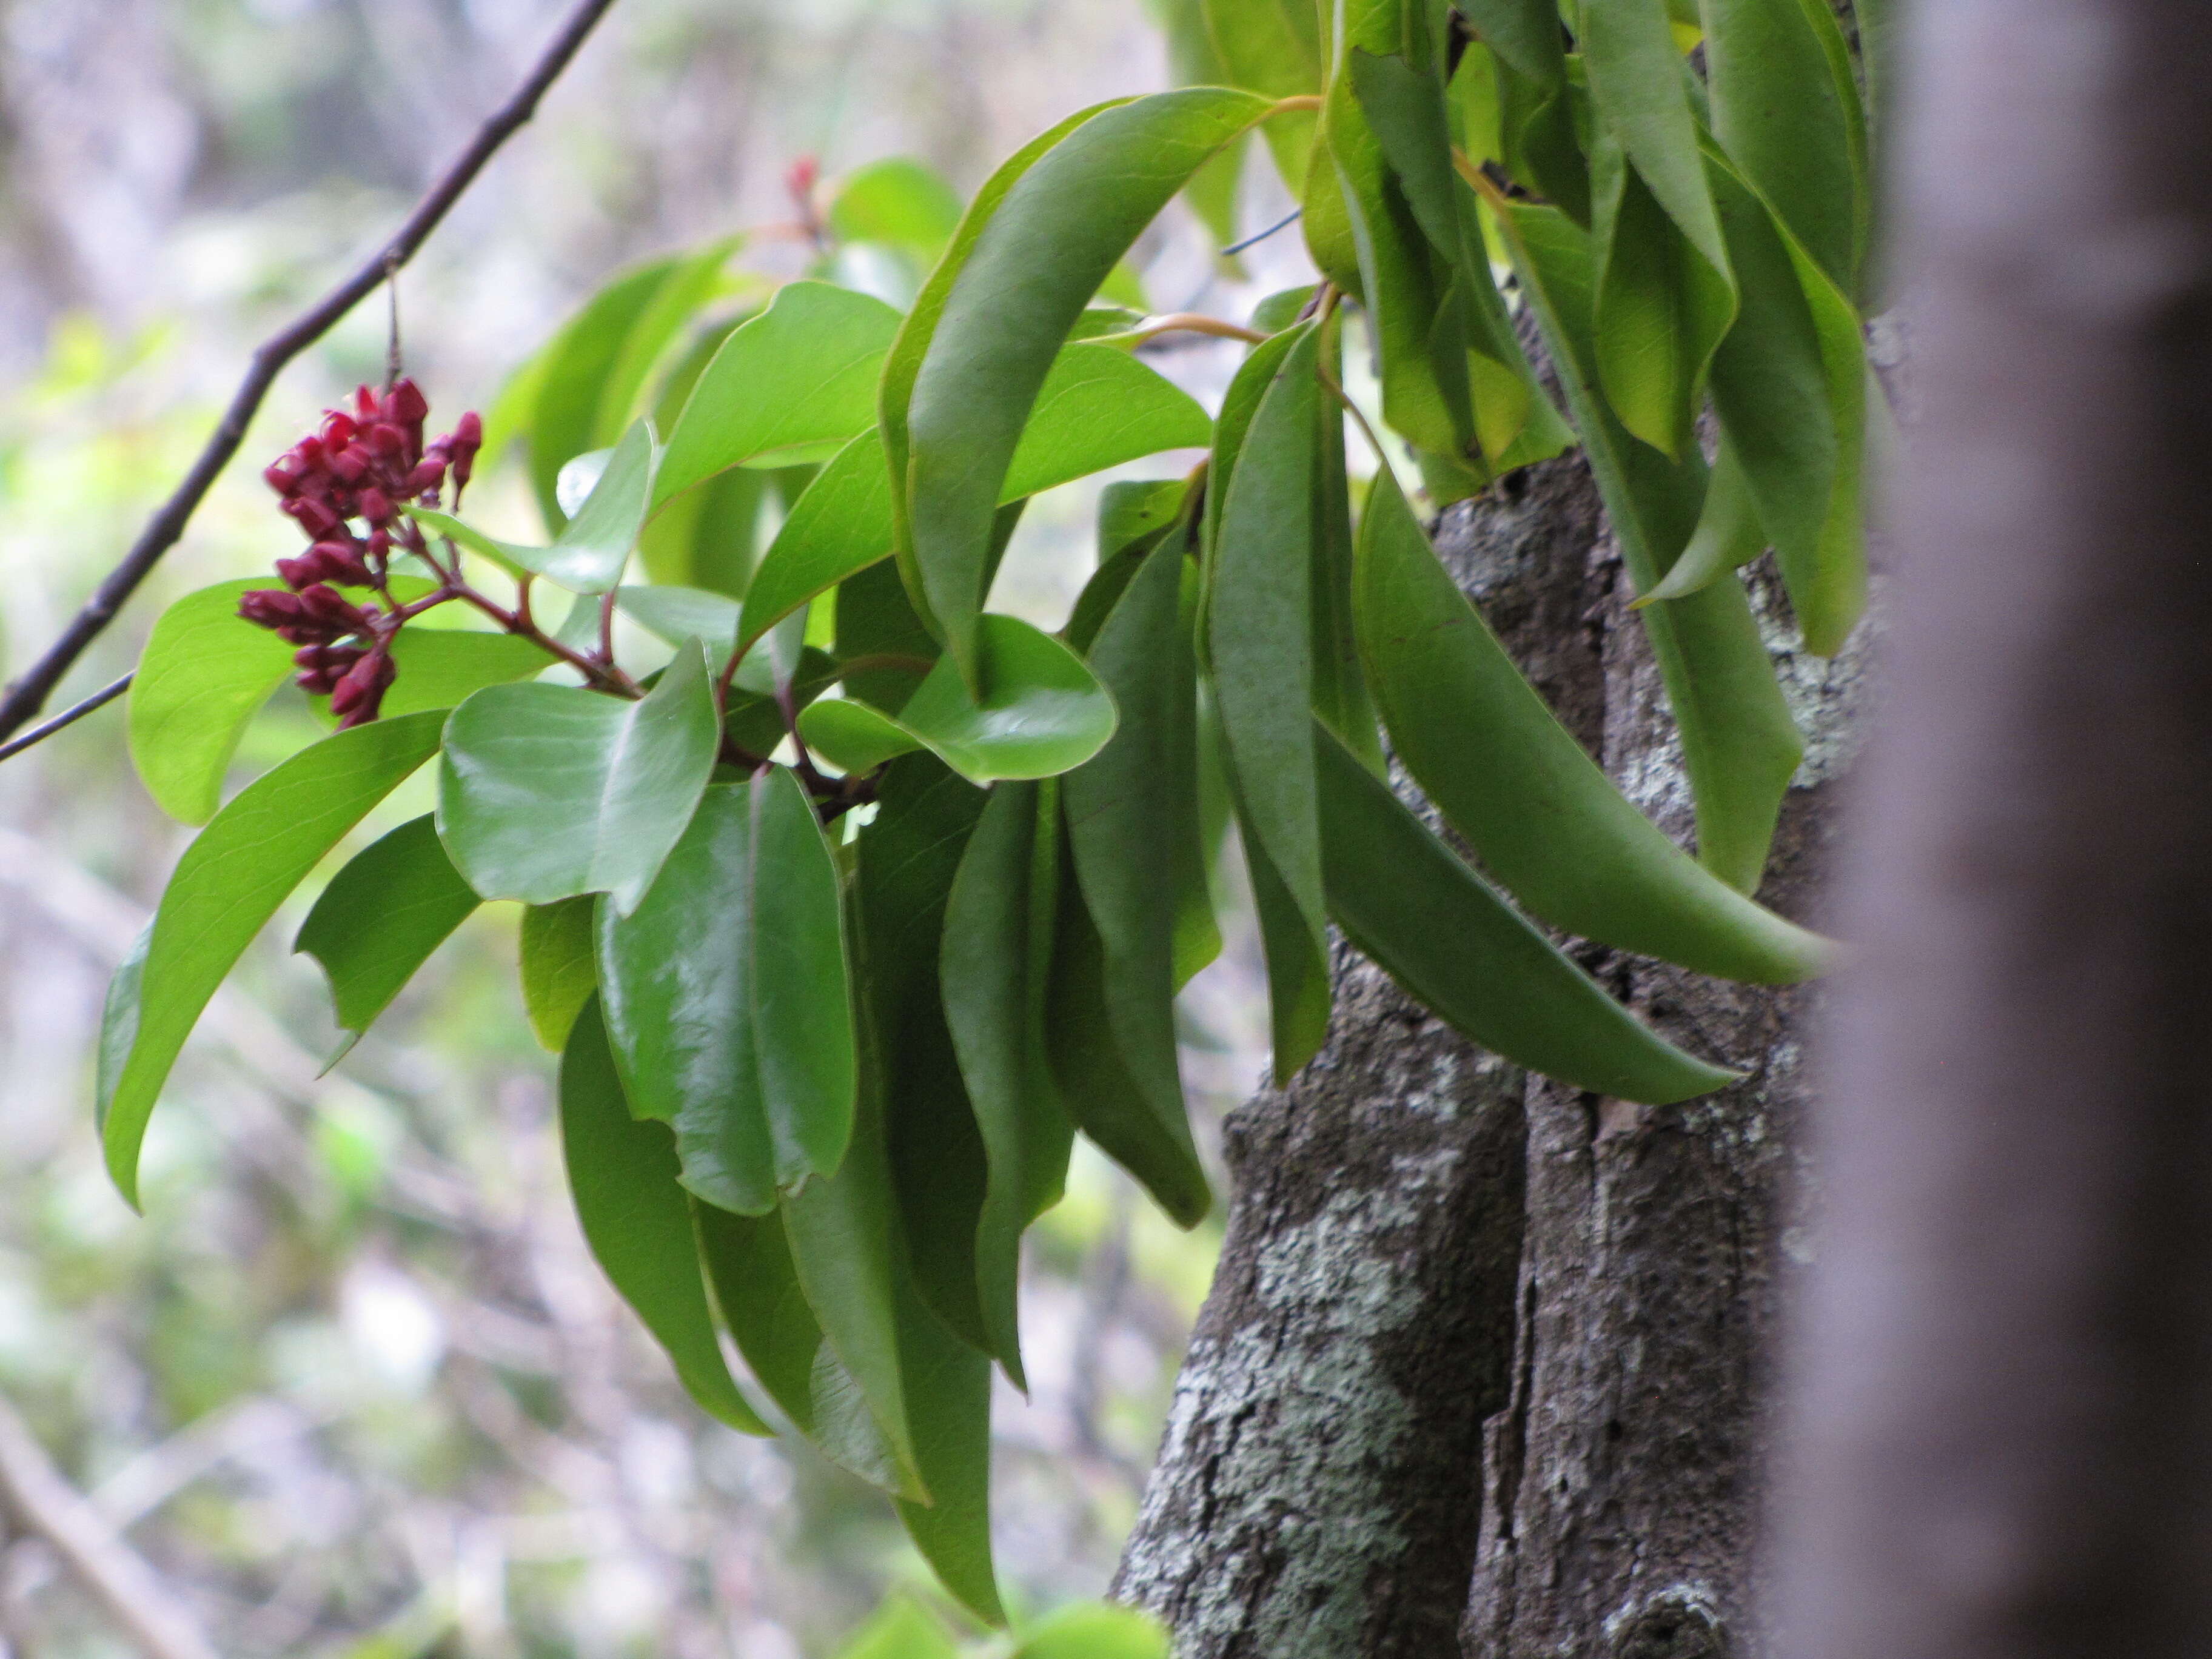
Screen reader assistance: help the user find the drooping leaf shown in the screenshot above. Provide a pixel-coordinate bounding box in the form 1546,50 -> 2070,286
1208,325 -> 1331,1078
1199,0 -> 1322,192
295,815 -> 480,1050
557,997 -> 773,1435
99,712 -> 446,1208
1458,0 -> 1566,89
597,773 -> 856,1213
520,896 -> 598,1051
1147,0 -> 1248,253
437,639 -> 721,914
799,615 -> 1117,786
1577,0 -> 1732,282
1637,437 -> 1768,605
1014,1603 -> 1173,1659
1316,728 -> 1739,1103
1353,458 -> 1829,982
128,578 -> 297,825
380,629 -> 555,720
940,780 -> 1072,1387
1061,536 -> 1210,1225
898,89 -> 1272,685
831,1597 -> 962,1659
737,348 -> 1208,669
654,282 -> 903,509
694,1200 -> 828,1433
415,417 -> 657,596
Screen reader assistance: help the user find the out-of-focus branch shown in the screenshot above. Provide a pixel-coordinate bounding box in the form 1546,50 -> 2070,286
0,0 -> 624,748
0,1390 -> 223,1659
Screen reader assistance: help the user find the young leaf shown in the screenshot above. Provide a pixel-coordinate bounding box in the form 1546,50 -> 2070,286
940,781 -> 1073,1387
1014,1604 -> 1173,1659
799,615 -> 1118,786
295,815 -> 480,1050
415,417 -> 657,596
99,712 -> 446,1208
899,89 -> 1272,685
1208,324 -> 1331,1077
1353,459 -> 1829,983
597,774 -> 857,1212
1315,728 -> 1739,1104
737,347 -> 1208,668
438,640 -> 721,915
653,281 -> 903,509
833,1597 -> 962,1659
128,578 -> 297,826
1061,537 -> 1210,1225
558,997 -> 774,1435
520,896 -> 598,1051
380,631 -> 555,720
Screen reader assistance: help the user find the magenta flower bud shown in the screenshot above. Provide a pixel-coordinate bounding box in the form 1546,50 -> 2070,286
304,538 -> 370,585
357,486 -> 394,526
297,583 -> 367,632
264,455 -> 309,496
329,445 -> 369,484
285,496 -> 343,538
274,554 -> 323,590
238,589 -> 306,630
367,422 -> 406,458
367,528 -> 392,559
295,435 -> 327,470
331,650 -> 396,726
387,378 -> 429,424
320,413 -> 357,450
353,385 -> 379,421
404,457 -> 447,495
293,643 -> 365,694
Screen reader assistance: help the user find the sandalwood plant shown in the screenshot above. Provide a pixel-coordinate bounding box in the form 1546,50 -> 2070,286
74,0 -> 1876,1624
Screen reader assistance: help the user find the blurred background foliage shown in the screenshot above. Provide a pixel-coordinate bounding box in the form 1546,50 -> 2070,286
0,0 -> 1321,1652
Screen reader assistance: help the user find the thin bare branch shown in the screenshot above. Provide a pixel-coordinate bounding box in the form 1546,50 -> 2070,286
0,0 -> 623,748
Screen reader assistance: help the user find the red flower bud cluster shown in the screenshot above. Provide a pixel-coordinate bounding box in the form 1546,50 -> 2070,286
240,378 -> 482,729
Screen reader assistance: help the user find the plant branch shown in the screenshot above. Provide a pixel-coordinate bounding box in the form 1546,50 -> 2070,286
0,1390 -> 223,1659
0,673 -> 132,763
0,0 -> 624,748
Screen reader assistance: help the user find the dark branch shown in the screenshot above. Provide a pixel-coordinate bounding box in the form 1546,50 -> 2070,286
0,0 -> 622,748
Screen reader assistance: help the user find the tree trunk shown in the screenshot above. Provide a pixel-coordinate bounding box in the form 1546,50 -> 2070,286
1772,3 -> 2212,1654
1117,454 -> 1875,1656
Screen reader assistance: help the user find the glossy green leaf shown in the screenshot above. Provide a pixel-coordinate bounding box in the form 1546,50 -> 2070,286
800,615 -> 1116,785
695,1201 -> 830,1434
558,997 -> 773,1435
1578,0 -> 1731,281
736,347 -> 1207,670
1014,1603 -> 1172,1659
857,754 -> 993,1353
1208,325 -> 1330,1077
833,1597 -> 961,1659
900,89 -> 1270,685
1200,0 -> 1322,192
1638,437 -> 1767,604
1061,537 -> 1210,1226
598,773 -> 856,1213
437,640 -> 721,914
1458,0 -> 1566,89
99,712 -> 446,1208
1497,199 -> 1807,893
520,896 -> 598,1051
830,159 -> 964,261
1354,458 -> 1828,982
415,417 -> 657,596
1317,728 -> 1737,1102
380,629 -> 554,720
612,584 -> 740,660
295,816 -> 480,1049
128,578 -> 298,825
1705,0 -> 1867,294
888,1265 -> 1002,1627
654,282 -> 902,509
521,241 -> 734,531
940,780 -> 1071,1387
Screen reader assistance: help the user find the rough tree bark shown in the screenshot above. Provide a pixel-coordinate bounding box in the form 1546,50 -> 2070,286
1774,3 -> 2212,1654
1116,451 -> 1876,1655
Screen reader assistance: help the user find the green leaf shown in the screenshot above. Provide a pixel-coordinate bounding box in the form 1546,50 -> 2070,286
832,1596 -> 961,1659
99,712 -> 446,1208
558,997 -> 773,1435
129,578 -> 298,825
695,1201 -> 828,1433
899,89 -> 1271,685
1316,728 -> 1738,1102
888,1272 -> 1002,1628
1014,1603 -> 1173,1659
1496,199 -> 1806,893
654,282 -> 903,509
295,815 -> 480,1050
829,159 -> 965,262
800,615 -> 1117,785
415,417 -> 657,596
521,242 -> 735,531
741,347 -> 1206,668
1704,0 -> 1867,295
857,754 -> 994,1353
597,773 -> 857,1214
612,583 -> 740,660
940,781 -> 1072,1387
437,639 -> 721,914
1458,0 -> 1566,89
520,896 -> 598,1051
1200,0 -> 1322,192
1353,458 -> 1828,982
1061,537 -> 1210,1225
380,629 -> 554,720
1637,437 -> 1767,604
1579,0 -> 1732,281
1148,0 -> 1248,253
1208,324 -> 1331,1078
